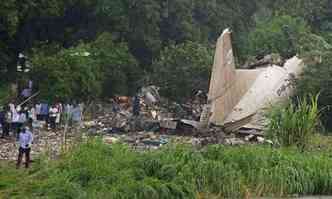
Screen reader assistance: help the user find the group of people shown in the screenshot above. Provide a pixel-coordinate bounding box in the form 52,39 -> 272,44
0,101 -> 83,138
0,101 -> 83,168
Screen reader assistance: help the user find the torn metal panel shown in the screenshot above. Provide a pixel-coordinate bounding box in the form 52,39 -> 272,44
180,119 -> 200,129
223,57 -> 304,132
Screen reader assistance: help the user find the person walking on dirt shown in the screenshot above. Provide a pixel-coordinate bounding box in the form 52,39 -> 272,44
16,126 -> 33,169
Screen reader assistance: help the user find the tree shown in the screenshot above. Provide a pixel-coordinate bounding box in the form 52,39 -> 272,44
296,51 -> 332,130
91,32 -> 140,97
246,15 -> 310,59
153,41 -> 213,101
30,32 -> 140,101
30,43 -> 102,102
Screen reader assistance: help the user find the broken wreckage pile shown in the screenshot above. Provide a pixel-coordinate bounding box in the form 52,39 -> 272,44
83,88 -> 268,151
0,87 -> 269,161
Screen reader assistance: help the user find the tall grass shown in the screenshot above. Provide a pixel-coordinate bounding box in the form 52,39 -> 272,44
267,94 -> 321,149
2,140 -> 332,198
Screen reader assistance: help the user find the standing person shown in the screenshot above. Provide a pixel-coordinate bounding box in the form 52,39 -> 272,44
28,105 -> 36,131
35,102 -> 42,121
16,126 -> 33,169
49,105 -> 58,130
132,94 -> 140,117
11,106 -> 20,139
17,110 -> 27,140
0,106 -> 4,129
0,106 -> 4,137
2,106 -> 11,138
55,102 -> 62,126
40,101 -> 49,127
64,102 -> 73,126
21,88 -> 31,101
28,80 -> 33,90
71,104 -> 82,127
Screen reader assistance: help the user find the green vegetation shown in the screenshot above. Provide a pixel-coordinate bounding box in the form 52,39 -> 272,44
0,84 -> 11,105
1,1 -> 332,198
247,15 -> 308,58
2,140 -> 332,198
267,95 -> 320,149
0,1 -> 332,103
31,33 -> 139,101
153,41 -> 213,101
297,52 -> 332,130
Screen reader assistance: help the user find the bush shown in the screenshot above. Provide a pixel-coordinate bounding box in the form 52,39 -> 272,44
153,41 -> 213,102
247,15 -> 309,58
4,140 -> 332,198
296,52 -> 332,130
30,33 -> 140,101
90,32 -> 141,97
267,95 -> 320,149
246,14 -> 331,60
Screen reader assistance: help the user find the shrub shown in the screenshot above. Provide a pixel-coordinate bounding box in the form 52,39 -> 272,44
153,41 -> 213,102
246,15 -> 331,60
4,141 -> 332,198
30,33 -> 140,102
296,51 -> 332,130
247,15 -> 309,58
267,95 -> 320,149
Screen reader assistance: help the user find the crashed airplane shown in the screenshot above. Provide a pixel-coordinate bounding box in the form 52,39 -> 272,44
205,28 -> 305,132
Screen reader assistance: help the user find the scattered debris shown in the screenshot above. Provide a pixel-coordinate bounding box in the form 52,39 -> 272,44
225,138 -> 245,146
243,53 -> 284,69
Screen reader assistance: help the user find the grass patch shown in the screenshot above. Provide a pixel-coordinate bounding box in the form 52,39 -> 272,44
1,140 -> 332,198
267,95 -> 321,149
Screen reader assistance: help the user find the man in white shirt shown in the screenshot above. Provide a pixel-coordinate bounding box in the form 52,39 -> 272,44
16,126 -> 33,169
12,106 -> 20,139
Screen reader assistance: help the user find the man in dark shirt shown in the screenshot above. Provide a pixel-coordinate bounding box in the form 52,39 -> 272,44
132,95 -> 140,117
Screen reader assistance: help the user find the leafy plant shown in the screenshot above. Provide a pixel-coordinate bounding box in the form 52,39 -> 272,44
267,94 -> 321,149
153,41 -> 213,102
247,15 -> 309,58
296,51 -> 332,130
3,139 -> 332,198
30,33 -> 139,101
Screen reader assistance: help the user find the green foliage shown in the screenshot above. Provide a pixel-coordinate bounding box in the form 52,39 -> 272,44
4,141 -> 332,198
296,52 -> 332,129
90,32 -> 140,96
153,41 -> 213,101
1,0 -> 332,103
246,14 -> 332,61
267,95 -> 320,149
247,15 -> 309,58
0,84 -> 11,106
30,33 -> 139,101
269,0 -> 330,28
31,43 -> 102,102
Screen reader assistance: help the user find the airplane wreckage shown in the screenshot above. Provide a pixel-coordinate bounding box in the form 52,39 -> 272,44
201,28 -> 305,133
